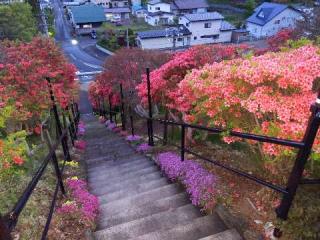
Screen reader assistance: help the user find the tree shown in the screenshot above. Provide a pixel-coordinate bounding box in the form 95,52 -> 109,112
245,0 -> 256,17
294,7 -> 320,40
0,3 -> 37,42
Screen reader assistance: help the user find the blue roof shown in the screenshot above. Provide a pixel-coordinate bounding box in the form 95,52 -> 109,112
70,4 -> 106,24
247,2 -> 297,26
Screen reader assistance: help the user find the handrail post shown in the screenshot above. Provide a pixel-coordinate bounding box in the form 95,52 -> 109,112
146,68 -> 154,146
44,129 -> 66,195
163,109 -> 169,145
0,214 -> 11,240
120,83 -> 126,130
276,95 -> 320,220
46,78 -> 71,162
109,94 -> 113,122
181,125 -> 185,161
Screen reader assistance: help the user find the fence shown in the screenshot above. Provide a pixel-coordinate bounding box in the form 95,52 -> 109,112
93,68 -> 320,230
0,78 -> 80,240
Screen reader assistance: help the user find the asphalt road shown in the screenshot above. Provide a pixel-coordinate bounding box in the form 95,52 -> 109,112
52,0 -> 105,73
52,0 -> 109,113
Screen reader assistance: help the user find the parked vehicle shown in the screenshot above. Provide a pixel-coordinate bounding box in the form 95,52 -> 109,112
90,30 -> 97,39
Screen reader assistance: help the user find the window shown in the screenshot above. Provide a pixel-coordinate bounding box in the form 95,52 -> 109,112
194,36 -> 197,40
156,7 -> 160,10
275,20 -> 280,24
124,2 -> 128,5
258,10 -> 265,18
149,6 -> 152,10
186,23 -> 189,27
204,22 -> 211,28
177,37 -> 183,41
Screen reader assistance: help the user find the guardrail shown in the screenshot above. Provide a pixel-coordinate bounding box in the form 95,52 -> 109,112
93,68 -> 320,230
0,79 -> 80,240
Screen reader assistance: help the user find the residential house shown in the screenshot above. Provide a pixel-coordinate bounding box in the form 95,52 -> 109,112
171,0 -> 208,15
109,0 -> 129,8
91,0 -> 110,7
68,4 -> 106,34
246,2 -> 302,38
104,7 -> 130,22
0,0 -> 23,3
136,25 -> 191,50
132,5 -> 147,18
179,12 -> 235,45
145,0 -> 174,26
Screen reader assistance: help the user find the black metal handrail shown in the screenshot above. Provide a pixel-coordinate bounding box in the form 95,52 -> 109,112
94,67 -> 320,225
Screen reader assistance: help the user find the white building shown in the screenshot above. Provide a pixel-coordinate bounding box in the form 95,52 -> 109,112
104,7 -> 130,22
136,25 -> 191,50
179,12 -> 235,45
246,2 -> 302,38
145,0 -> 174,26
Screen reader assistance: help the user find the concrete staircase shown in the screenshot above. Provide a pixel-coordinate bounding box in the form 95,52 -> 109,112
82,114 -> 242,240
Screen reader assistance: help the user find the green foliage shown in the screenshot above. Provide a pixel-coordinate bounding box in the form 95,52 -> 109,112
0,3 -> 37,41
244,0 -> 256,16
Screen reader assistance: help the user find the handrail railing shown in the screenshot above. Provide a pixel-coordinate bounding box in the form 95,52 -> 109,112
93,68 -> 320,228
0,82 -> 80,240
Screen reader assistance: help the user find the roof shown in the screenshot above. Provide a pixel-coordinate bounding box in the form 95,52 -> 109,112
172,0 -> 208,10
220,21 -> 236,31
137,25 -> 191,39
247,2 -> 300,26
70,4 -> 106,24
104,7 -> 131,13
183,12 -> 224,22
148,0 -> 162,5
148,11 -> 173,16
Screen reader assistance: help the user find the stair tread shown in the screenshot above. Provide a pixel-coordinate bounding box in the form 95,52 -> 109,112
198,229 -> 242,240
94,204 -> 203,240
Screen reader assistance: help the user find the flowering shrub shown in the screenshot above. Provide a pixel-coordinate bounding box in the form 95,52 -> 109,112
172,45 -> 320,156
126,135 -> 142,142
157,152 -> 216,208
77,121 -> 85,136
112,127 -> 121,133
119,130 -> 128,137
74,140 -> 86,150
136,44 -> 249,106
0,131 -> 29,179
57,177 -> 99,224
136,143 -> 151,153
106,121 -> 116,130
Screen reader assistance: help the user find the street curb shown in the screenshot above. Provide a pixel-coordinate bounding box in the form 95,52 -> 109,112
95,44 -> 114,56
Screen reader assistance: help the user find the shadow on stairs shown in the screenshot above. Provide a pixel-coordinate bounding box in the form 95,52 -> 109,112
81,114 -> 242,240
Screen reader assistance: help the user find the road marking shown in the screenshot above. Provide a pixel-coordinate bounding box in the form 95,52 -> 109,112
83,62 -> 102,69
76,71 -> 102,76
70,53 -> 76,60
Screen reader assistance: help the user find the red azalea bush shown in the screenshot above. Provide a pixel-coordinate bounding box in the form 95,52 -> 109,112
136,44 -> 249,106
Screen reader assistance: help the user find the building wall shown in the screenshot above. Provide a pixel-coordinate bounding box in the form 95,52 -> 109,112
179,17 -> 232,45
145,13 -> 174,26
147,2 -> 171,13
247,8 -> 301,38
91,0 -> 110,7
137,36 -> 190,50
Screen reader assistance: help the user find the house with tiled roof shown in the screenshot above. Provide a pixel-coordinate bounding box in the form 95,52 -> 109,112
136,25 -> 191,50
68,4 -> 106,34
145,0 -> 174,26
179,12 -> 235,45
171,0 -> 209,15
246,2 -> 302,38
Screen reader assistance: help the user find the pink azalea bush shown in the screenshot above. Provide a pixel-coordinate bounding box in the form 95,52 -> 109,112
126,135 -> 142,142
171,45 -> 320,156
157,152 -> 216,207
74,140 -> 86,150
136,143 -> 151,153
58,177 -> 99,222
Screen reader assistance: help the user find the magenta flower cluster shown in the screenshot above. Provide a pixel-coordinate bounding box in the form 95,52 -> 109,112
75,140 -> 86,150
126,135 -> 142,142
136,143 -> 151,153
63,178 -> 99,221
157,152 -> 217,206
105,120 -> 117,130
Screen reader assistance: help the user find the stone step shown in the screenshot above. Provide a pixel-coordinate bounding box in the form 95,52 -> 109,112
91,171 -> 163,196
132,214 -> 227,240
198,229 -> 242,240
100,178 -> 169,203
99,184 -> 183,216
85,153 -> 141,167
89,163 -> 157,182
98,192 -> 190,229
86,155 -> 146,170
91,166 -> 160,195
88,158 -> 154,178
94,204 -> 203,240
